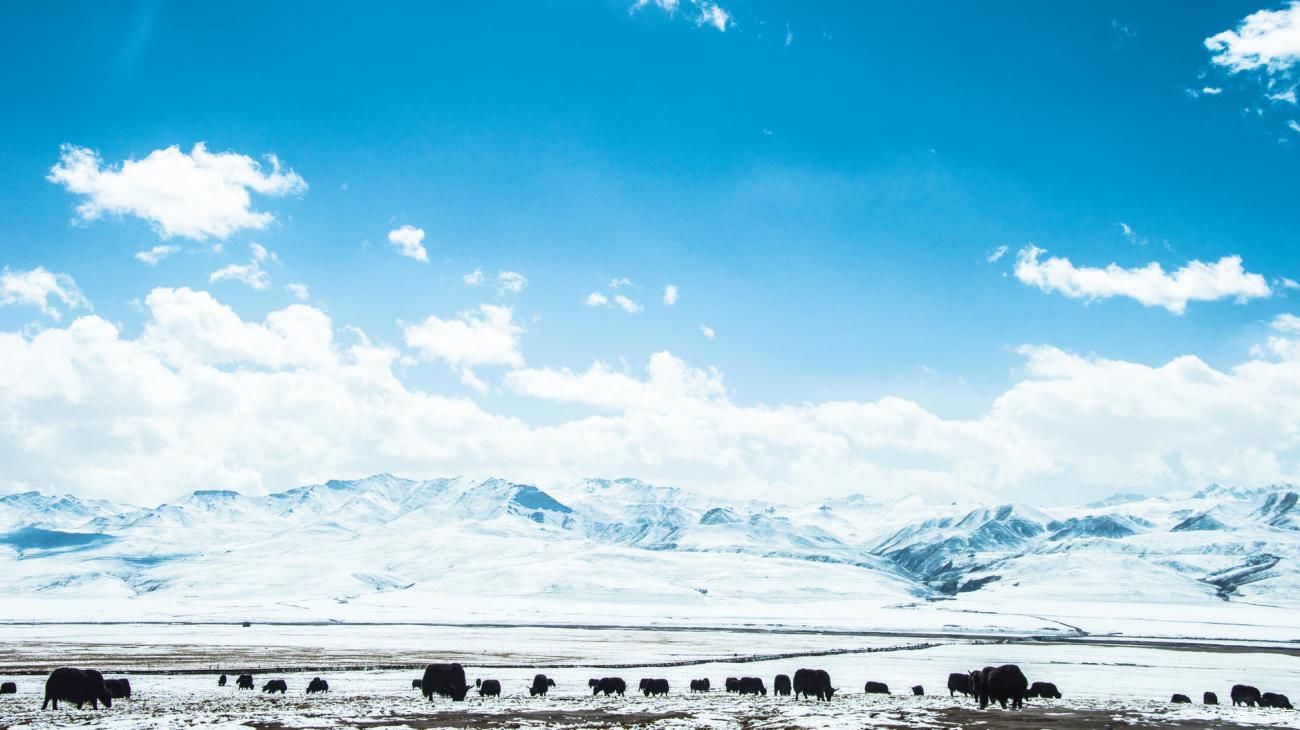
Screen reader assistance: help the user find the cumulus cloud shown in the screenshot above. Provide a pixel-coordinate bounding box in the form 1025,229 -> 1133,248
387,225 -> 428,262
584,292 -> 609,307
47,143 -> 306,241
631,0 -> 730,32
700,324 -> 716,341
209,243 -> 277,290
1013,245 -> 1271,314
402,304 -> 524,390
134,244 -> 180,266
496,271 -> 527,295
0,267 -> 90,320
1206,2 -> 1300,74
663,284 -> 679,306
6,286 -> 1300,503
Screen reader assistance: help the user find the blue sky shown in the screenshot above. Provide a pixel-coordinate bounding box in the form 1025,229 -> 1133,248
3,1 -> 1300,504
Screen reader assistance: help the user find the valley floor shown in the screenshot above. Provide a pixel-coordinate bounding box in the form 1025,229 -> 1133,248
1,623 -> 1298,728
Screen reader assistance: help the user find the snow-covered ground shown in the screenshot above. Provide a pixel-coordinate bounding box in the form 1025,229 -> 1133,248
0,627 -> 1296,729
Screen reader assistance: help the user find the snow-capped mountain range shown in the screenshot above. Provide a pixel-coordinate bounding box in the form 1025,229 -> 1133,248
1,475 -> 1298,630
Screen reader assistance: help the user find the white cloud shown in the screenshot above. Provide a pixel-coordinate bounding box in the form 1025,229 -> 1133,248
613,294 -> 643,314
985,245 -> 1009,263
209,243 -> 276,290
1206,2 -> 1300,74
134,244 -> 180,266
47,143 -> 306,241
0,267 -> 90,320
663,284 -> 679,306
463,268 -> 485,286
1290,119 -> 1300,132
1013,245 -> 1271,314
1186,86 -> 1224,98
496,271 -> 528,295
286,283 -> 310,301
1272,89 -> 1298,103
631,0 -> 730,32
402,304 -> 525,391
387,225 -> 428,263
700,324 -> 715,341
8,286 -> 1300,503
585,292 -> 609,307
609,277 -> 633,289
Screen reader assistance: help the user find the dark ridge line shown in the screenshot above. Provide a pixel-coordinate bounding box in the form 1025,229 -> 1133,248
2,642 -> 945,676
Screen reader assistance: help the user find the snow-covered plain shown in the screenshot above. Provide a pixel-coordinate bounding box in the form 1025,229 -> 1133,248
0,628 -> 1297,729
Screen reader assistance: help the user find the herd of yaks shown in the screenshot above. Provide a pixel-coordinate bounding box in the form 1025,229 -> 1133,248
7,662 -> 1294,712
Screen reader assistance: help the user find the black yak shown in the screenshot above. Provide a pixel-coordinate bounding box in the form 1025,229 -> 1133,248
1261,692 -> 1293,709
42,668 -> 112,710
689,678 -> 710,692
476,678 -> 501,697
105,678 -> 131,699
1203,691 -> 1218,705
724,677 -> 739,692
1026,681 -> 1061,699
262,679 -> 287,694
589,677 -> 626,696
971,665 -> 1027,709
218,674 -> 227,687
412,679 -> 422,690
306,677 -> 329,694
529,674 -> 555,696
1171,693 -> 1192,703
793,668 -> 835,701
864,681 -> 889,694
639,678 -> 669,696
737,677 -> 766,695
0,681 -> 15,694
774,674 -> 791,696
422,663 -> 472,702
1232,684 -> 1262,707
912,685 -> 924,696
237,674 -> 254,690
947,672 -> 972,697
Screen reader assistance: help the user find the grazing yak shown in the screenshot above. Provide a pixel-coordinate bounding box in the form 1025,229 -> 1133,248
1026,681 -> 1061,700
737,677 -> 766,696
306,677 -> 329,694
970,665 -> 1028,709
689,678 -> 710,692
105,678 -> 131,699
1,681 -> 16,694
947,672 -> 972,697
793,668 -> 835,701
724,677 -> 739,692
864,681 -> 889,694
529,674 -> 556,697
639,678 -> 670,697
1232,684 -> 1262,707
1203,691 -> 1218,705
237,674 -> 254,690
1261,692 -> 1293,709
411,679 -> 422,690
262,679 -> 287,694
589,677 -> 626,696
476,678 -> 501,697
912,685 -> 924,696
218,674 -> 227,687
422,663 -> 472,702
1171,693 -> 1192,704
42,668 -> 113,710
774,674 -> 791,696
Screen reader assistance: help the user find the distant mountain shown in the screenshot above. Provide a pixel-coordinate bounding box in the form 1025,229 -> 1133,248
1,476 -> 1297,622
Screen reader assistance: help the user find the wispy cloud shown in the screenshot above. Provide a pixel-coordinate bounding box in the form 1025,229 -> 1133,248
47,143 -> 305,240
134,244 -> 180,266
463,268 -> 485,287
286,283 -> 310,301
496,271 -> 528,295
1204,2 -> 1300,127
631,0 -> 731,32
0,266 -> 90,320
985,245 -> 1009,263
699,324 -> 715,341
209,243 -> 277,290
1013,245 -> 1271,314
